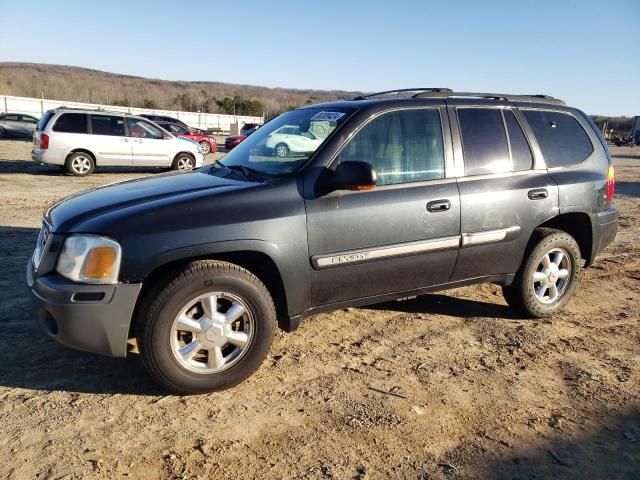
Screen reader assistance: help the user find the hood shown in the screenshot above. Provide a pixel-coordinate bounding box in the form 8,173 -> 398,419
175,135 -> 199,146
47,168 -> 256,233
226,135 -> 246,141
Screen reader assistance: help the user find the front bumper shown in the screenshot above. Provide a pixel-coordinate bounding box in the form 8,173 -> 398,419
27,262 -> 142,357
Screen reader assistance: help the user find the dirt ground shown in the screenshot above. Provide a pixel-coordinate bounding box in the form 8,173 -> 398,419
0,139 -> 638,480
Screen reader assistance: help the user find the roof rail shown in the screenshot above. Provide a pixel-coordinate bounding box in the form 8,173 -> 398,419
412,91 -> 566,106
353,88 -> 452,100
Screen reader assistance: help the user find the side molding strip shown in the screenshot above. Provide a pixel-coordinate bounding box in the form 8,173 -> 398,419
312,236 -> 460,270
461,226 -> 521,247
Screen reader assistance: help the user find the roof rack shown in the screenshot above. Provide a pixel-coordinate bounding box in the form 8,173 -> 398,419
353,88 -> 452,100
412,91 -> 566,106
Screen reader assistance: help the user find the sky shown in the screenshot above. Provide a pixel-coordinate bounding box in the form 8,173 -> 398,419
0,0 -> 638,116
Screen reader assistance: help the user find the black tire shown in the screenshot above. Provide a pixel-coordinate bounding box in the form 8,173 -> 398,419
198,141 -> 211,155
65,152 -> 95,176
502,228 -> 581,318
136,260 -> 277,394
0,127 -> 6,138
172,153 -> 195,171
274,143 -> 289,157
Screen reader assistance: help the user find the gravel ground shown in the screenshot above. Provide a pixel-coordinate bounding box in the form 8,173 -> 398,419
0,139 -> 638,480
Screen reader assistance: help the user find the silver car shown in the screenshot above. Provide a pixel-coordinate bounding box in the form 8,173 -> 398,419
0,112 -> 39,138
32,108 -> 204,176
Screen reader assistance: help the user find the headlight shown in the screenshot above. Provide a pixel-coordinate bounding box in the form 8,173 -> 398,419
56,235 -> 122,284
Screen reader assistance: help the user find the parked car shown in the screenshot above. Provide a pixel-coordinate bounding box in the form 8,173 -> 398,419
155,121 -> 217,154
31,108 -> 204,176
241,123 -> 261,135
614,135 -> 636,147
224,127 -> 257,150
140,114 -> 192,131
0,112 -> 39,138
28,89 -> 618,393
265,124 -> 324,157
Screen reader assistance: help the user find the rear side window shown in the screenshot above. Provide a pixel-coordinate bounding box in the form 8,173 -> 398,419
523,110 -> 593,167
91,115 -> 125,136
4,114 -> 20,121
339,109 -> 445,186
53,113 -> 88,134
458,108 -> 533,175
458,109 -> 510,175
37,111 -> 56,131
504,111 -> 533,171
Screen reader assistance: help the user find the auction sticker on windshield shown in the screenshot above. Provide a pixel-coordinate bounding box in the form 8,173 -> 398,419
311,111 -> 346,122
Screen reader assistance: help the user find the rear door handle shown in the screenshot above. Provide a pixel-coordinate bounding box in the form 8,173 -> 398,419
528,188 -> 548,200
427,199 -> 451,212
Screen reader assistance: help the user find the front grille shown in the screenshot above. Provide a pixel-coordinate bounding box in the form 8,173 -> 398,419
32,221 -> 52,270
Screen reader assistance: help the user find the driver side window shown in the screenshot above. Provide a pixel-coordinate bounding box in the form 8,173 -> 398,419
127,118 -> 164,139
338,109 -> 445,186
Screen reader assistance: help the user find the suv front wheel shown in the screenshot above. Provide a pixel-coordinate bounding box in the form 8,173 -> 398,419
502,228 -> 582,318
172,153 -> 195,171
136,260 -> 277,393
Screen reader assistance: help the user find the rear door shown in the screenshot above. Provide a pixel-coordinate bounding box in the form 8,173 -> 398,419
19,115 -> 38,134
449,105 -> 558,281
127,118 -> 172,166
305,107 -> 461,306
88,114 -> 132,166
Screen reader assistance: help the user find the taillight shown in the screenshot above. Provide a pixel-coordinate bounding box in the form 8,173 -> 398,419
40,133 -> 49,150
606,164 -> 615,201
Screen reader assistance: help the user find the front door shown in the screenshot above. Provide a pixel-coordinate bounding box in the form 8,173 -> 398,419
305,107 -> 461,306
127,118 -> 171,166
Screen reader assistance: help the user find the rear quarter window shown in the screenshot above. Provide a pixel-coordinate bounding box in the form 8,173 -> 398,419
37,111 -> 56,131
53,113 -> 88,134
523,110 -> 593,167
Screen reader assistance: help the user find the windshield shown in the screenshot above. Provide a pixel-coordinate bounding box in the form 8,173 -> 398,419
220,107 -> 353,175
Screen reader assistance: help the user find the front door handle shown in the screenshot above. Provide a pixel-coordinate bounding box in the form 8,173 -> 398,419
427,199 -> 451,212
528,188 -> 548,200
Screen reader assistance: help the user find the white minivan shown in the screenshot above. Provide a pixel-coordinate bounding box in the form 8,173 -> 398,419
32,108 -> 204,176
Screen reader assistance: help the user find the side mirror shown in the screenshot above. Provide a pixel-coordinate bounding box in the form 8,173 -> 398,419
332,161 -> 377,191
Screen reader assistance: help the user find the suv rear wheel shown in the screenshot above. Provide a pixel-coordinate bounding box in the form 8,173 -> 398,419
65,152 -> 95,176
136,260 -> 277,393
502,228 -> 581,317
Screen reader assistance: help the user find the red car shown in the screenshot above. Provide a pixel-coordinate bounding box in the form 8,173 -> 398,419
225,127 -> 258,151
156,121 -> 217,154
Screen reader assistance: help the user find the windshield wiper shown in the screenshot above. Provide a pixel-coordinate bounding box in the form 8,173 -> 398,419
223,163 -> 267,180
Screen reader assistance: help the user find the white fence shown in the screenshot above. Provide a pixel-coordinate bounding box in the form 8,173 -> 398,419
0,95 -> 263,132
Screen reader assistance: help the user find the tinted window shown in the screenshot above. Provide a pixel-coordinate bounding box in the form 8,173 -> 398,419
127,118 -> 164,139
4,115 -> 20,121
458,109 -> 510,175
523,110 -> 593,167
168,124 -> 190,134
20,115 -> 38,123
504,111 -> 533,171
53,113 -> 88,133
339,109 -> 445,186
37,111 -> 56,131
91,115 -> 125,136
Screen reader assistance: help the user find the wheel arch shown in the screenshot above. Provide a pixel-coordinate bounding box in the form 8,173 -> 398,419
130,246 -> 292,337
537,212 -> 593,266
67,148 -> 97,164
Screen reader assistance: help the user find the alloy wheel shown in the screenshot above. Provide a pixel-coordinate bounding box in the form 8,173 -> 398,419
169,292 -> 254,373
532,247 -> 571,304
71,155 -> 91,174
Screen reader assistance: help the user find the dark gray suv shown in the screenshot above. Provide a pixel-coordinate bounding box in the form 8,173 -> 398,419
27,89 -> 618,393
